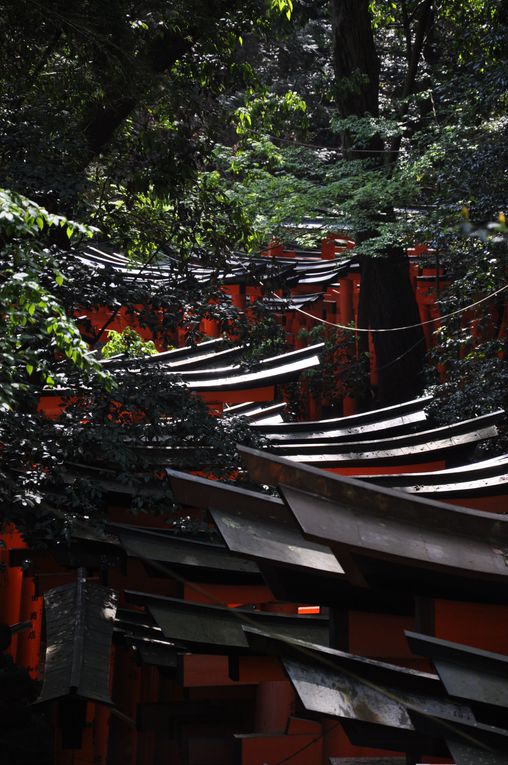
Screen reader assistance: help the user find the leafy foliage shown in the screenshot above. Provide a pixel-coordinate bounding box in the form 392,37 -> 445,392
0,364 -> 266,545
101,327 -> 158,359
0,189 -> 109,411
299,324 -> 371,408
2,0 -> 508,545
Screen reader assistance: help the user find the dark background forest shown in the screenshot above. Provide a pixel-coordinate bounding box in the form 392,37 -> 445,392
1,0 -> 507,543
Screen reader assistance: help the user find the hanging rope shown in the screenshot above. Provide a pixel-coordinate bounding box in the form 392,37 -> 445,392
284,282 -> 508,333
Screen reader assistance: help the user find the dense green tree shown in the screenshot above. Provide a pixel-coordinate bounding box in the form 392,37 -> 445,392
0,0 -> 291,543
216,0 -> 507,406
1,0 -> 507,545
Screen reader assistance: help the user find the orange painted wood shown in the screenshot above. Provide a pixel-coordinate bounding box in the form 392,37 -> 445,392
342,396 -> 357,416
53,701 -> 95,764
181,655 -> 239,688
37,394 -> 76,418
339,277 -> 354,325
109,559 -> 180,601
201,318 -> 221,338
136,666 -> 159,765
186,737 -> 237,765
0,524 -> 25,659
348,612 -> 416,660
235,656 -> 286,684
322,718 -> 404,762
442,495 -> 507,513
180,655 -> 288,689
236,729 -> 323,765
80,305 -> 162,344
183,582 -> 275,607
325,461 -> 446,476
223,284 -> 247,310
93,703 -> 110,765
434,599 -> 508,654
321,234 -> 336,260
198,386 -> 275,405
255,680 -> 294,733
16,576 -> 43,678
34,572 -> 78,595
287,716 -> 322,735
110,647 -> 141,765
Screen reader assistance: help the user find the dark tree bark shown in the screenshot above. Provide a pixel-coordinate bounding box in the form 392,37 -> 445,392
329,0 -> 384,158
72,0 -> 246,166
389,0 -> 434,158
329,0 -> 380,119
329,0 -> 428,404
81,30 -> 194,162
358,250 -> 426,404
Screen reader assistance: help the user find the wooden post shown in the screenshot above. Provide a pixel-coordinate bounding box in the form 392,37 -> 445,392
339,277 -> 353,326
0,525 -> 25,659
137,665 -> 160,765
321,234 -> 336,260
109,647 -> 141,765
328,608 -> 349,652
255,681 -> 294,733
16,576 -> 42,678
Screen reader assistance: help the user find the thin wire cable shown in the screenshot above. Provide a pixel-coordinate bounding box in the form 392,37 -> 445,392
234,246 -> 508,335
263,723 -> 336,765
374,334 -> 428,372
285,282 -> 508,334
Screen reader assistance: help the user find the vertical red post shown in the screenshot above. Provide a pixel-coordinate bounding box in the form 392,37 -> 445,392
93,703 -> 111,765
137,665 -> 160,765
110,647 -> 141,765
16,576 -> 43,678
339,277 -> 353,326
321,234 -> 336,260
0,524 -> 25,659
255,681 -> 294,733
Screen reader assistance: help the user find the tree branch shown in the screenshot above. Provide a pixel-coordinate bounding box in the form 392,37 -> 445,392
389,0 -> 434,159
400,0 -> 413,62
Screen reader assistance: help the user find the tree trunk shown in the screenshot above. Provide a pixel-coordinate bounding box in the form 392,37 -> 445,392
329,0 -> 384,158
81,29 -> 193,162
329,0 -> 380,118
359,251 -> 426,404
330,0 -> 427,403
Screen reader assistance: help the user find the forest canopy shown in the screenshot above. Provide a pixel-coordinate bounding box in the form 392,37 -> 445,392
0,0 -> 507,541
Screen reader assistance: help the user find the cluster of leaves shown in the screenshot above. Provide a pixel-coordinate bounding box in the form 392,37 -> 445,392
242,305 -> 289,364
299,323 -> 371,409
3,0 -> 508,546
0,187 -> 278,544
101,327 -> 158,359
0,189 -> 109,411
215,0 -> 507,409
425,228 -> 508,442
0,0 -> 301,548
0,363 -> 266,545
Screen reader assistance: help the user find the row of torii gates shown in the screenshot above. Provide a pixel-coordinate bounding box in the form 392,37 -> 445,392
1,235 -> 508,765
76,236 -> 507,414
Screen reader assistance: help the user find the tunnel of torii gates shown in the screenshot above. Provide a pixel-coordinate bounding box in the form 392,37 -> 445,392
2,235 -> 508,765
